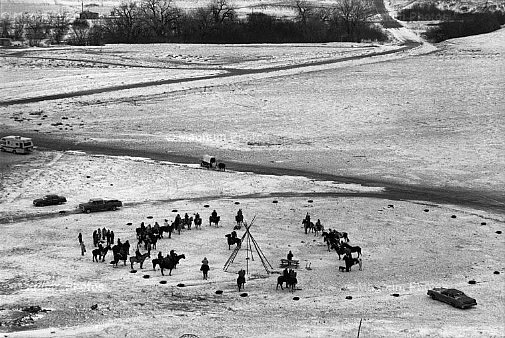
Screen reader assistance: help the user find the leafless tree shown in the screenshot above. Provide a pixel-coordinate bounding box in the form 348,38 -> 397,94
140,0 -> 181,40
208,0 -> 236,25
48,13 -> 70,44
107,1 -> 143,42
335,0 -> 375,40
25,14 -> 50,46
71,18 -> 90,45
0,15 -> 12,38
13,13 -> 30,41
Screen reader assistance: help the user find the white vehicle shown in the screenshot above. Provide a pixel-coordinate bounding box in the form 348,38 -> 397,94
0,136 -> 34,154
200,154 -> 216,169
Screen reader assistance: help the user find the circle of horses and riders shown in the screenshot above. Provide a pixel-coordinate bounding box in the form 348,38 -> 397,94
0,148 -> 503,337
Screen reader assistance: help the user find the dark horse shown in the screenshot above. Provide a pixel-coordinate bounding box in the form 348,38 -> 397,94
130,250 -> 150,270
218,163 -> 226,171
237,276 -> 246,291
111,241 -> 130,267
341,242 -> 362,257
209,215 -> 220,227
225,231 -> 242,250
276,275 -> 297,291
302,218 -> 314,234
92,245 -> 110,262
158,254 -> 186,276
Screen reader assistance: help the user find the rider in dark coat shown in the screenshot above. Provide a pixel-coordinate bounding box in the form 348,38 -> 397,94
287,250 -> 294,261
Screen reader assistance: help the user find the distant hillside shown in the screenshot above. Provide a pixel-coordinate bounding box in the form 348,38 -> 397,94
1,0 -> 503,16
390,0 -> 505,12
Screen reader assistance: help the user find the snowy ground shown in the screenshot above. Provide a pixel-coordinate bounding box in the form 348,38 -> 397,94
0,150 -> 503,337
0,16 -> 504,338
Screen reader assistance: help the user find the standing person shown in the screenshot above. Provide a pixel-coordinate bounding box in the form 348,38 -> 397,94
80,241 -> 86,256
97,228 -> 101,243
92,230 -> 98,247
110,231 -> 115,246
200,257 -> 210,280
78,232 -> 82,244
167,222 -> 174,239
102,227 -> 107,240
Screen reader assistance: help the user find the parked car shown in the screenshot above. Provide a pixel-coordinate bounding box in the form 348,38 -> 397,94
33,194 -> 67,207
427,287 -> 477,309
79,198 -> 122,213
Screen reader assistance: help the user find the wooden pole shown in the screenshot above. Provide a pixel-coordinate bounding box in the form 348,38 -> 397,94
357,318 -> 362,338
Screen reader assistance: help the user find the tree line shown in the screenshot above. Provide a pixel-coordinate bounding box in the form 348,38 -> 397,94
0,0 -> 388,46
396,3 -> 505,42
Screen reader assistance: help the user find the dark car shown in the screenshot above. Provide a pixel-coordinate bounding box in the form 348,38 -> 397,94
427,287 -> 477,309
78,198 -> 122,213
33,194 -> 67,207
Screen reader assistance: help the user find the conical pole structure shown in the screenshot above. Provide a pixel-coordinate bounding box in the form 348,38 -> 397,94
223,216 -> 273,274
244,222 -> 273,273
223,216 -> 255,272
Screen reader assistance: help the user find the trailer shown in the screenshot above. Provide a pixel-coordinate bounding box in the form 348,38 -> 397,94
0,136 -> 34,154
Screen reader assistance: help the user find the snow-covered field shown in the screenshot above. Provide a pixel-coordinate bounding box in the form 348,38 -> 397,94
0,150 -> 503,337
0,16 -> 504,338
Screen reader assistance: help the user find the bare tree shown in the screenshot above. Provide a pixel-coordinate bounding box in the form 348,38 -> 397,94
208,0 -> 236,25
48,13 -> 70,44
25,14 -> 50,46
335,0 -> 375,41
140,0 -> 181,40
71,18 -> 90,45
0,15 -> 12,38
294,0 -> 315,26
13,13 -> 30,41
106,1 -> 143,42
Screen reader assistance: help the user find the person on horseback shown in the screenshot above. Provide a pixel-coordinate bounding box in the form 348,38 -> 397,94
211,210 -> 218,219
135,247 -> 142,259
305,212 -> 310,223
287,250 -> 294,261
283,268 -> 289,278
184,213 -> 189,224
315,219 -> 321,229
169,249 -> 177,262
158,251 -> 163,260
175,214 -> 181,225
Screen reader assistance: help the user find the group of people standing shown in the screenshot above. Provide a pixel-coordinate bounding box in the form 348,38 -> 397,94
92,227 -> 115,247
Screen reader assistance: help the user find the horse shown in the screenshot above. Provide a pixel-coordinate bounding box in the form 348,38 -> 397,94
209,215 -> 220,227
341,242 -> 361,257
111,242 -> 130,267
159,254 -> 186,276
183,216 -> 193,230
92,245 -> 110,262
218,163 -> 226,171
235,213 -> 244,228
314,222 -> 324,236
276,275 -> 297,291
237,275 -> 246,291
225,232 -> 242,250
342,255 -> 362,272
194,216 -> 202,230
130,251 -> 151,270
302,218 -> 314,234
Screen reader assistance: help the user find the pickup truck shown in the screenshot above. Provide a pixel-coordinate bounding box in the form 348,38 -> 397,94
79,198 -> 122,213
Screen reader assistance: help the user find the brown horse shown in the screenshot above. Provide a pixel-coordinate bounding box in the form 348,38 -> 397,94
159,254 -> 186,276
130,251 -> 151,270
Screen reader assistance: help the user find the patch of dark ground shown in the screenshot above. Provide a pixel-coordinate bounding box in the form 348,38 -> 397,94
2,128 -> 504,215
